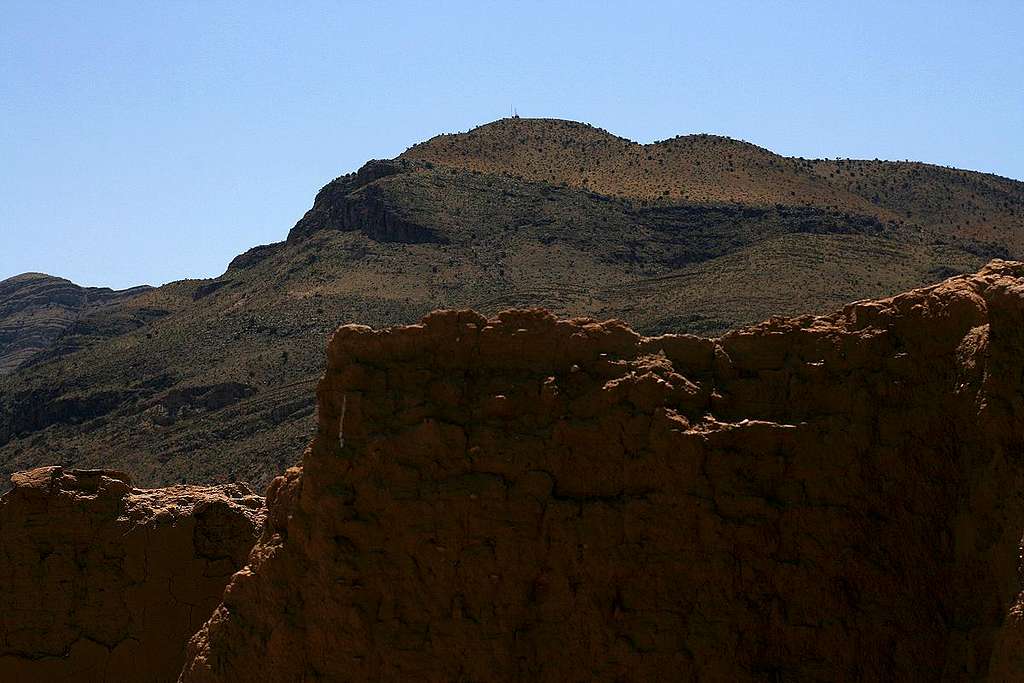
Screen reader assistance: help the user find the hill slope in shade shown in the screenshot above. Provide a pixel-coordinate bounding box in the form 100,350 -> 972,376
0,273 -> 149,375
0,118 -> 1021,490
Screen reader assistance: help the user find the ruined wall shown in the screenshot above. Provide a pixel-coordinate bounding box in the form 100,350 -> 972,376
181,261 -> 1024,681
0,466 -> 263,683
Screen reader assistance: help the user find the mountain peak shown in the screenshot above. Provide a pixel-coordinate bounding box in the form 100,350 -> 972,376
0,272 -> 70,287
399,117 -> 879,209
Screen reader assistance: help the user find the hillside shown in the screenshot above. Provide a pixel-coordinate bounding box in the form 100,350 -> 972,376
403,118 -> 887,211
404,118 -> 1024,245
1,118 -> 1021,490
810,157 -> 1024,252
0,273 -> 148,375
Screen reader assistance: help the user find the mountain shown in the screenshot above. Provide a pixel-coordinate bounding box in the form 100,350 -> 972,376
0,273 -> 149,375
404,118 -> 1022,245
1,118 -> 1021,490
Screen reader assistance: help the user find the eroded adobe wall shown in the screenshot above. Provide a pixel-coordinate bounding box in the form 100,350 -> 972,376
0,466 -> 263,683
180,261 -> 1024,682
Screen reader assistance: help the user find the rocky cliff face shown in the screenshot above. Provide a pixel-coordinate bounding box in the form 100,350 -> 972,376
179,261 -> 1024,681
0,466 -> 263,683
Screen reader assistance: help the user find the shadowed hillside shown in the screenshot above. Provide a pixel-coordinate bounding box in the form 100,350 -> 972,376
0,273 -> 149,375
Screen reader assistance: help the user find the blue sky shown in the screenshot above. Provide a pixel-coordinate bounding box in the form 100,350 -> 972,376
2,1 -> 1022,288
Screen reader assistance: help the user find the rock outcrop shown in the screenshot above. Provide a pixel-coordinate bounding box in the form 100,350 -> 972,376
0,466 -> 263,683
180,261 -> 1024,681
288,159 -> 445,244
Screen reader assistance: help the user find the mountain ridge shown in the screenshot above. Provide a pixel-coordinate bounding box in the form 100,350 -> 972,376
0,272 -> 150,376
12,118 -> 1022,290
1,117 -> 1021,490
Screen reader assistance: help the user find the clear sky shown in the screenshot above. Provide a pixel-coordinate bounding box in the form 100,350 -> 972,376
2,1 -> 1022,289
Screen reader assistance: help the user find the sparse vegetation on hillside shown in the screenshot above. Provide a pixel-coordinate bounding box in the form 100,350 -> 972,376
1,118 -> 1021,490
